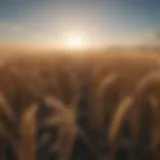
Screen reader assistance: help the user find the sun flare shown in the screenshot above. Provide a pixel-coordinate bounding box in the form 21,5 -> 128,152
65,34 -> 86,49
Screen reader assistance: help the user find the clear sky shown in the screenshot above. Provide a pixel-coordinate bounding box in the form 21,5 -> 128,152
0,0 -> 160,47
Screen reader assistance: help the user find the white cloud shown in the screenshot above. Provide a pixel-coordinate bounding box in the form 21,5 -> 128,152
140,29 -> 160,46
0,22 -> 26,34
0,22 -> 36,44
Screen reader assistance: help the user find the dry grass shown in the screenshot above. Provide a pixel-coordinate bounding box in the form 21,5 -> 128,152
0,50 -> 160,160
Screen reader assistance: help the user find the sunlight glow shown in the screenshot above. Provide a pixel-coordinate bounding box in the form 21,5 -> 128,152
65,33 -> 86,49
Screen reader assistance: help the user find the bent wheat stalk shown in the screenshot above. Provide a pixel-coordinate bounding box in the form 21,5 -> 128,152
108,96 -> 133,160
43,95 -> 79,160
20,104 -> 37,160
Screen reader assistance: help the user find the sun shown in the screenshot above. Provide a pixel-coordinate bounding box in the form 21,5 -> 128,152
65,34 -> 86,49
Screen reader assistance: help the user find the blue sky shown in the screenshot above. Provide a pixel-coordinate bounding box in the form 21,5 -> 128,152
0,0 -> 160,47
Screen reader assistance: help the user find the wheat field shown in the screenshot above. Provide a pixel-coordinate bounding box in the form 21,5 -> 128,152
0,50 -> 160,160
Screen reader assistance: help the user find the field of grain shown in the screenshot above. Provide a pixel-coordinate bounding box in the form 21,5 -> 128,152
0,50 -> 160,160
